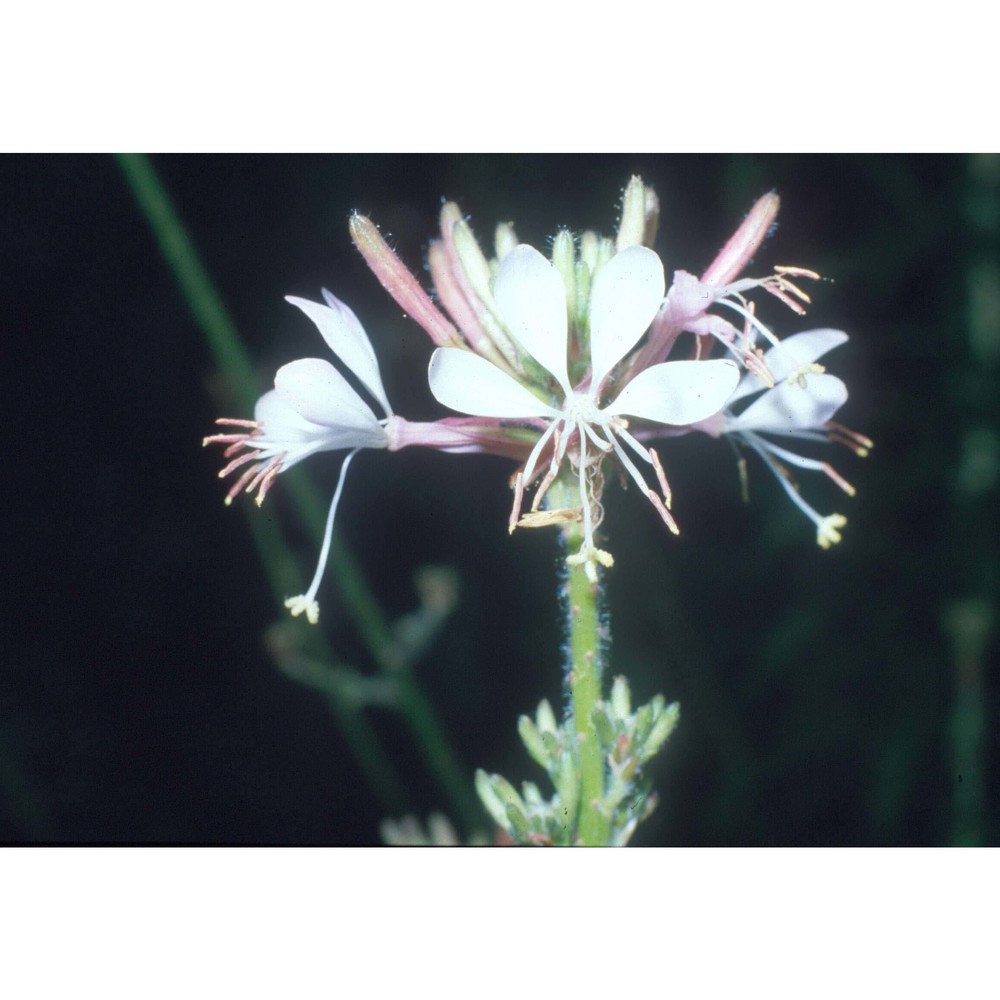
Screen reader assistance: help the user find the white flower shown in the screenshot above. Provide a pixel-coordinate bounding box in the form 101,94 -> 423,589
427,243 -> 740,580
711,328 -> 871,548
204,291 -> 393,623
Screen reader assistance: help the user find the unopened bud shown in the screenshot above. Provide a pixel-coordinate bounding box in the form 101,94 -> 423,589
594,236 -> 615,276
580,230 -> 600,272
573,260 -> 591,330
591,702 -> 616,751
643,185 -> 660,247
475,769 -> 514,834
518,714 -> 549,769
522,781 -> 544,807
610,675 -> 631,719
701,191 -> 780,287
616,175 -> 647,251
634,703 -> 653,745
495,221 -> 518,262
641,701 -> 680,762
551,229 -> 577,313
349,213 -> 460,347
536,698 -> 558,735
505,802 -> 532,841
451,217 -> 495,305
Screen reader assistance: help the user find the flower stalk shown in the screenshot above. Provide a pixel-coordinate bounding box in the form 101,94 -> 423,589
549,473 -> 611,846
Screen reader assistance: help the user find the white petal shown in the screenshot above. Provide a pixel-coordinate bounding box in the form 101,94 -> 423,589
493,244 -> 570,393
254,389 -> 323,441
726,374 -> 848,433
589,245 -> 665,389
254,389 -> 381,458
286,293 -> 393,416
729,329 -> 849,404
273,358 -> 387,448
428,347 -> 560,419
605,359 -> 740,425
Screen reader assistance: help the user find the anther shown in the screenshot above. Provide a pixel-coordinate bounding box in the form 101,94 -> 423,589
646,492 -> 680,535
649,448 -> 673,509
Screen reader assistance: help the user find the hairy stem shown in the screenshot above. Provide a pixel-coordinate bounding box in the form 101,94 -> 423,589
548,475 -> 611,846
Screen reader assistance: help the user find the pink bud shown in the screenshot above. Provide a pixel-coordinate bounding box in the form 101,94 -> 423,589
349,213 -> 461,348
700,192 -> 780,287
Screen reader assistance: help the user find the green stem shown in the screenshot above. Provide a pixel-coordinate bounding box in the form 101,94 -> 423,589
548,475 -> 611,846
115,153 -> 405,814
116,153 -> 478,832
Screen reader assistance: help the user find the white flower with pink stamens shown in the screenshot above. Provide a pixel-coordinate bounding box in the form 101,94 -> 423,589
698,328 -> 873,548
427,242 -> 740,581
204,291 -> 393,623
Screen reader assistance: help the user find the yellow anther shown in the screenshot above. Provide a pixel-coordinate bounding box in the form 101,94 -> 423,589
517,508 -> 583,528
787,362 -> 826,388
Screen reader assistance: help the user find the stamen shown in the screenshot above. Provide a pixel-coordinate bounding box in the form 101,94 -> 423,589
758,439 -> 856,496
648,448 -> 673,509
218,449 -> 262,480
600,428 -> 679,535
214,418 -> 261,428
225,463 -> 266,505
284,448 -> 361,625
518,508 -> 582,528
745,435 -> 834,534
243,454 -> 285,501
203,432 -> 255,447
827,421 -> 874,456
530,426 -> 563,513
610,425 -> 674,510
222,439 -> 251,458
716,296 -> 782,351
786,362 -> 826,388
510,418 -> 562,533
763,285 -> 809,315
646,492 -> 680,535
508,471 -> 525,534
576,422 -> 594,548
774,265 -> 822,280
580,421 -> 615,455
255,463 -> 283,506
737,455 -> 750,504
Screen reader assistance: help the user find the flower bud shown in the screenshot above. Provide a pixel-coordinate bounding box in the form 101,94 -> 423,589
580,230 -> 599,272
349,213 -> 460,347
518,714 -> 549,769
452,216 -> 495,306
475,769 -> 515,834
495,221 -> 518,262
700,191 -> 780,287
551,228 -> 577,313
616,175 -> 647,251
590,702 -> 616,751
536,698 -> 558,735
610,675 -> 631,719
641,701 -> 680,762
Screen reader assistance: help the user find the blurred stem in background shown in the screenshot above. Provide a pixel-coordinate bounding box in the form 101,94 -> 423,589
943,153 -> 1000,846
116,153 -> 481,836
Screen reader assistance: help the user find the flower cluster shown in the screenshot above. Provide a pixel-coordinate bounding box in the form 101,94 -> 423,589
205,177 -> 869,618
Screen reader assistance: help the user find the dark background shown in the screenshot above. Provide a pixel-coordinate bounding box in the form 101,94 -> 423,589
3,154 -> 996,845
